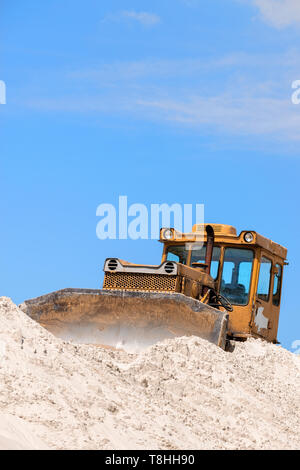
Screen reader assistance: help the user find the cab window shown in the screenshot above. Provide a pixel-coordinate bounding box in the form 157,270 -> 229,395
272,263 -> 282,307
166,245 -> 189,265
220,248 -> 254,305
257,257 -> 272,302
190,245 -> 221,279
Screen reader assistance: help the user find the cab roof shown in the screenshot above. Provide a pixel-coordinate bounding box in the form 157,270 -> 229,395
160,224 -> 287,260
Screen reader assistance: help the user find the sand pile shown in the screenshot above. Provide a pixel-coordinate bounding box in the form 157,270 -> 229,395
0,296 -> 299,450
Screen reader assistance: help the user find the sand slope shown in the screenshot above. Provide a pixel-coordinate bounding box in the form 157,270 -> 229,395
0,297 -> 299,450
0,412 -> 48,450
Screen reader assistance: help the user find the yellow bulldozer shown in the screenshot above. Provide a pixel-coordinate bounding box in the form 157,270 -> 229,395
21,224 -> 287,351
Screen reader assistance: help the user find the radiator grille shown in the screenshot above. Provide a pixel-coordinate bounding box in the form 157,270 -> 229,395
103,272 -> 177,292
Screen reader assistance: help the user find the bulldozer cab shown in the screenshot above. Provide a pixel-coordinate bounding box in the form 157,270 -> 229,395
21,223 -> 287,352
160,224 -> 287,343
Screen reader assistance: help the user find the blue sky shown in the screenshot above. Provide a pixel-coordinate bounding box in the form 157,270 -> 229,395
1,0 -> 300,350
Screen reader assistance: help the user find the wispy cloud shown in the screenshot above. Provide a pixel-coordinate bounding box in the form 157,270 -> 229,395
182,0 -> 300,30
26,91 -> 300,145
67,50 -> 300,82
137,95 -> 300,140
253,0 -> 300,28
21,51 -> 300,147
122,11 -> 161,26
104,10 -> 161,27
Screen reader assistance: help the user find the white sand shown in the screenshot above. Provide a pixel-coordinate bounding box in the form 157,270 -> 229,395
0,296 -> 299,450
0,412 -> 48,450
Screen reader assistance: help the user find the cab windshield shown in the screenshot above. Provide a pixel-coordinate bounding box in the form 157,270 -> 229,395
166,245 -> 189,265
190,245 -> 221,279
166,245 -> 254,306
220,248 -> 254,306
166,244 -> 221,279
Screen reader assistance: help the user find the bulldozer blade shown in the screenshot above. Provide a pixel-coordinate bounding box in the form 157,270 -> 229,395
20,289 -> 229,351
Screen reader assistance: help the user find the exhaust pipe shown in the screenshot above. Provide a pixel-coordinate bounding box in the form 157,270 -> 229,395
205,225 -> 215,276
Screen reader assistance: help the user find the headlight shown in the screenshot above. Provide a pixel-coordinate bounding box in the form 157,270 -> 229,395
244,232 -> 254,243
162,228 -> 174,240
